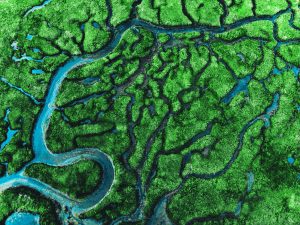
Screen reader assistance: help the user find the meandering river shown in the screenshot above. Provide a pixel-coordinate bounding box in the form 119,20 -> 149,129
0,5 -> 292,223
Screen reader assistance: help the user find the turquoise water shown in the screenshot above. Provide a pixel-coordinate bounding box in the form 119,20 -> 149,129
1,56 -> 115,221
288,157 -> 295,165
33,48 -> 41,53
0,77 -> 42,105
25,0 -> 53,17
272,68 -> 282,75
5,212 -> 39,225
32,69 -> 45,75
0,109 -> 18,153
26,34 -> 33,41
247,172 -> 254,192
262,93 -> 280,127
11,41 -> 18,50
92,22 -> 100,29
0,127 -> 18,153
222,75 -> 252,104
234,201 -> 243,216
80,77 -> 101,85
12,54 -> 43,62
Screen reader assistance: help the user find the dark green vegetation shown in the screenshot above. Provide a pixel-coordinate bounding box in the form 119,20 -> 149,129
0,0 -> 299,224
26,161 -> 103,200
0,187 -> 59,225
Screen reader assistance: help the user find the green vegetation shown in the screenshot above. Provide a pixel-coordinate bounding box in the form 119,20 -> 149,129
185,0 -> 223,26
111,0 -> 135,26
279,44 -> 300,66
25,160 -> 102,199
0,0 -> 299,224
212,39 -> 263,78
256,0 -> 288,15
0,187 -> 59,225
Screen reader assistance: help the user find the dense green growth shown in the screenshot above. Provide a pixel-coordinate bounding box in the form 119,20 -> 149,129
0,187 -> 59,225
0,0 -> 299,224
26,160 -> 103,199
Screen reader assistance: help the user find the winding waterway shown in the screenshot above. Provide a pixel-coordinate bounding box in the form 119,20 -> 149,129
0,4 -> 294,224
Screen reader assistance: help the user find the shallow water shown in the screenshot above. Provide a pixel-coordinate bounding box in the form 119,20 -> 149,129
5,212 -> 39,225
